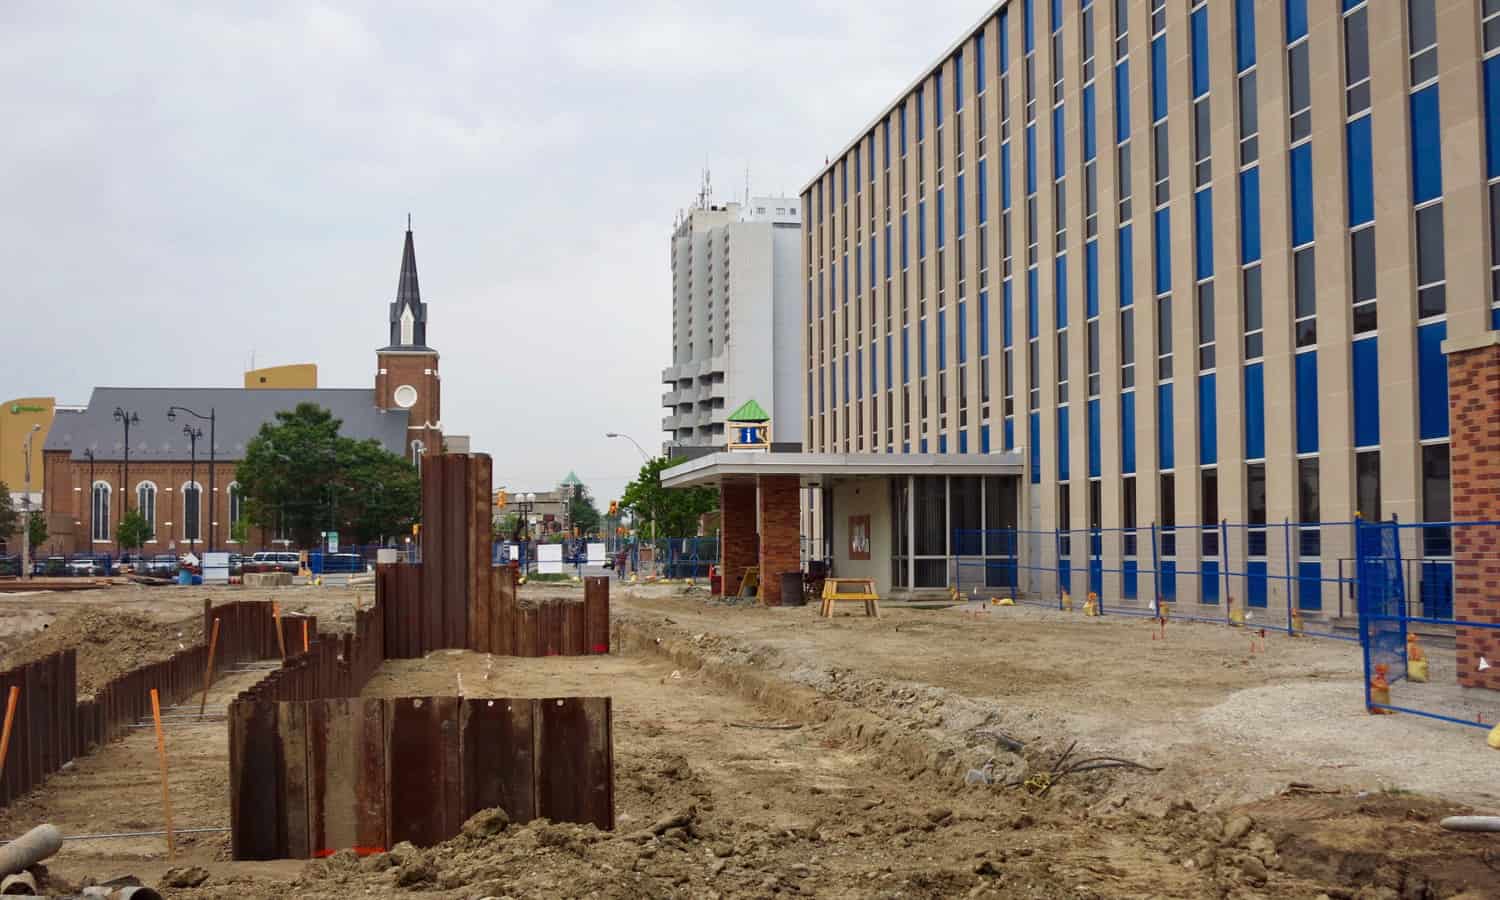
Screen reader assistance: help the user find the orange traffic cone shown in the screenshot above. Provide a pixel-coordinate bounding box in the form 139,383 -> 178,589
1368,663 -> 1395,714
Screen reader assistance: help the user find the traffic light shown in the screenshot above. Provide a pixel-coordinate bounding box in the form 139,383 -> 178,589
608,500 -> 619,516
496,490 -> 508,508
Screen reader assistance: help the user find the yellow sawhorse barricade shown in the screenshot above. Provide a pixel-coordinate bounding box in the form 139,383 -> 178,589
820,577 -> 881,618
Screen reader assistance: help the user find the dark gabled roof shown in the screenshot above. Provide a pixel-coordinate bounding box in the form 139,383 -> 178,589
381,225 -> 432,351
42,387 -> 409,462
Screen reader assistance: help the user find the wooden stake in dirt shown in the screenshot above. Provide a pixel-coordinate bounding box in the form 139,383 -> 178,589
199,618 -> 222,720
302,619 -> 310,654
0,685 -> 19,781
149,689 -> 177,859
273,601 -> 287,660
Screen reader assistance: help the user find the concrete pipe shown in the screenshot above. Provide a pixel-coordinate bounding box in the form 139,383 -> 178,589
0,870 -> 36,895
0,825 -> 61,876
1439,815 -> 1500,832
114,888 -> 164,900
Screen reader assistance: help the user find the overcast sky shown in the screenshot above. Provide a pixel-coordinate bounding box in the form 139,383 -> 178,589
3,0 -> 984,506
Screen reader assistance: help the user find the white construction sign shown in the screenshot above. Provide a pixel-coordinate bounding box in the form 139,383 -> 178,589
538,543 -> 563,574
587,542 -> 605,565
204,552 -> 231,584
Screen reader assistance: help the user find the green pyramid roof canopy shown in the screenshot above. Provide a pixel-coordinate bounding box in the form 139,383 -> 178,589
560,470 -> 583,486
727,398 -> 770,422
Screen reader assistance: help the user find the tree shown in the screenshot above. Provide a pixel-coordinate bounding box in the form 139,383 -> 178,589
619,456 -> 719,540
116,510 -> 151,553
230,517 -> 250,544
235,403 -> 420,546
567,486 -> 601,536
0,483 -> 17,548
27,512 -> 46,553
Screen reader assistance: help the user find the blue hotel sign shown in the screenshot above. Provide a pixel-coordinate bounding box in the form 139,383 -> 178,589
727,419 -> 771,452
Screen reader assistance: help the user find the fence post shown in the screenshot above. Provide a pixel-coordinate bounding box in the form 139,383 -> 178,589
1053,527 -> 1063,608
1220,519 -> 1232,625
1283,517 -> 1294,634
1149,522 -> 1161,616
1354,516 -> 1373,711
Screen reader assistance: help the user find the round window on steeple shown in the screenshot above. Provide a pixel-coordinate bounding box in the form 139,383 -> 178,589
393,385 -> 418,409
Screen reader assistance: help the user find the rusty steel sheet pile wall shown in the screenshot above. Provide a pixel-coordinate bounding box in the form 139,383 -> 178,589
0,597 -> 297,812
229,696 -> 614,860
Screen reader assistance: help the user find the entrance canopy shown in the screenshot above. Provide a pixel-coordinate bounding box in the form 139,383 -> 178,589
661,451 -> 1025,490
663,451 -> 1025,604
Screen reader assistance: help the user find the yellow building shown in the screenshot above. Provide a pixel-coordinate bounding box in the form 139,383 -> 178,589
244,364 -> 317,389
0,397 -> 56,499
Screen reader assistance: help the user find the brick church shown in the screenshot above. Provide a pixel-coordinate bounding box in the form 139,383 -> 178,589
41,226 -> 444,555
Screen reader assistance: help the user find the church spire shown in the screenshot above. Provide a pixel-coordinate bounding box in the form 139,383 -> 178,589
387,220 -> 429,349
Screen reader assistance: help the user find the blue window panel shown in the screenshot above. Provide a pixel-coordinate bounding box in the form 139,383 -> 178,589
1028,268 -> 1040,338
917,88 -> 925,139
902,326 -> 910,384
1055,255 -> 1069,328
1050,0 -> 1061,30
936,67 -> 944,124
1160,561 -> 1177,602
977,159 -> 988,223
940,435 -> 948,453
957,174 -> 966,236
954,50 -> 963,111
904,442 -> 911,453
1485,57 -> 1500,179
1121,391 -> 1137,473
1239,167 -> 1262,264
1059,560 -> 1072,596
1352,337 -> 1380,448
886,334 -> 893,388
1245,561 -> 1269,608
1003,281 -> 1014,347
1295,350 -> 1319,455
1089,558 -> 1103,596
883,119 -> 890,166
1004,417 -> 1015,451
1057,406 -> 1070,480
818,370 -> 824,412
1244,362 -> 1265,460
938,308 -> 947,370
959,301 -> 969,364
1085,240 -> 1099,318
870,342 -> 877,394
1052,105 -> 1065,179
1234,0 -> 1256,73
1088,398 -> 1102,478
1201,560 -> 1220,604
1346,116 -> 1374,227
1297,562 -> 1322,611
1029,413 -> 1041,483
856,348 -> 863,399
1419,561 -> 1454,619
885,224 -> 892,277
975,33 -> 985,91
960,431 -> 968,453
981,425 -> 991,454
1154,207 -> 1172,296
1198,373 -> 1218,466
936,190 -> 945,248
901,212 -> 909,267
1158,383 -> 1175,470
922,439 -> 929,453
979,291 -> 989,356
842,356 -> 848,403
1025,125 -> 1037,195
1023,0 -> 1034,53
1494,307 -> 1500,330
1150,37 -> 1167,123
1194,188 -> 1214,281
869,237 -> 875,285
1190,7 -> 1209,99
900,102 -> 907,152
1410,86 -> 1443,205
1123,560 -> 1139,599
1119,223 -> 1134,307
1114,60 -> 1131,143
855,247 -> 861,294
1290,143 -> 1314,247
1082,85 -> 1097,162
1002,142 -> 1013,208
1286,0 -> 1308,42
920,318 -> 928,376
1000,10 -> 1010,73
918,201 -> 927,258
1418,321 -> 1449,440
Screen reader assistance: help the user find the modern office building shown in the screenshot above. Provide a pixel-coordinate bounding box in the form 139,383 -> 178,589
800,0 -> 1498,610
662,193 -> 804,455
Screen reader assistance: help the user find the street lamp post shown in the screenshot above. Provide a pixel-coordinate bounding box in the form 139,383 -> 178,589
605,432 -> 657,572
21,424 -> 41,581
182,424 -> 202,555
167,406 -> 216,551
83,448 -> 95,549
113,408 -> 140,515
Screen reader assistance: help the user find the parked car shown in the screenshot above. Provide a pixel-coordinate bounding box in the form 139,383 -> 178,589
229,554 -> 246,576
245,551 -> 301,575
142,555 -> 180,578
35,557 -> 68,577
67,557 -> 108,576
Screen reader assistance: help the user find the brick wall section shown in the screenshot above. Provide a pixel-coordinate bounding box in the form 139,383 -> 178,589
757,475 -> 801,607
1449,341 -> 1500,690
719,482 -> 758,596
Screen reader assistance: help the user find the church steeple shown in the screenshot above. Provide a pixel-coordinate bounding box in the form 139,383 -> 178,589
386,218 -> 429,349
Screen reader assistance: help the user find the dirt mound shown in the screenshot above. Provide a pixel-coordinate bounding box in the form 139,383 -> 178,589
0,606 -> 203,696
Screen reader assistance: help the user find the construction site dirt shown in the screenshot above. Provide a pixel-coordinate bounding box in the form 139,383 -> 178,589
0,580 -> 1496,898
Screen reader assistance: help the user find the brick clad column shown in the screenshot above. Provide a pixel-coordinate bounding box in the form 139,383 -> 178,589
720,482 -> 758,597
757,475 -> 801,607
1447,333 -> 1500,690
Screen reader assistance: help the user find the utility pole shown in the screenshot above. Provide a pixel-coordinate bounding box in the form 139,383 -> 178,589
168,406 -> 216,551
21,424 -> 40,581
113,407 -> 140,515
182,424 -> 202,554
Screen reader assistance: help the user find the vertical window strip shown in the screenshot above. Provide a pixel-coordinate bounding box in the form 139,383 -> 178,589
1484,1 -> 1500,325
